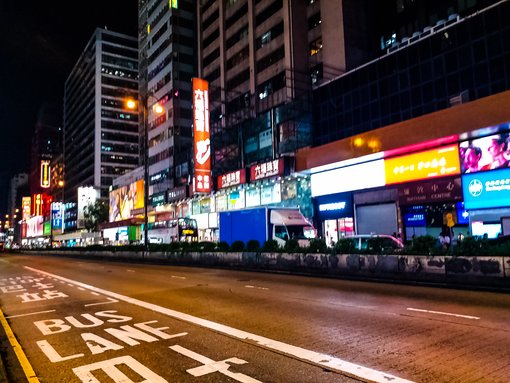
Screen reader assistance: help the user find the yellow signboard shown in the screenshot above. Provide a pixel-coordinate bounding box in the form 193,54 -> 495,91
384,144 -> 460,185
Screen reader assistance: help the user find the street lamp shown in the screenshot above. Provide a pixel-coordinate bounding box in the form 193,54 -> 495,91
125,97 -> 165,251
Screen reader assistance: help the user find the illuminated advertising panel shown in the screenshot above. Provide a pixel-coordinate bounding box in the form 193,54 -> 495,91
218,169 -> 246,189
192,78 -> 211,193
77,187 -> 99,227
40,160 -> 51,188
51,202 -> 63,235
311,160 -> 385,197
463,168 -> 510,209
27,216 -> 44,238
459,133 -> 510,173
33,194 -> 43,216
384,144 -> 460,185
109,180 -> 144,222
22,197 -> 31,220
250,159 -> 285,181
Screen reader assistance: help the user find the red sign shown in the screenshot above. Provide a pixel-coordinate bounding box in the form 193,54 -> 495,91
192,78 -> 211,193
218,169 -> 246,189
250,159 -> 284,181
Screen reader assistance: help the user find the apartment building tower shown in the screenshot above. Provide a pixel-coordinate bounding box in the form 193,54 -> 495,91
137,0 -> 196,204
63,28 -> 139,231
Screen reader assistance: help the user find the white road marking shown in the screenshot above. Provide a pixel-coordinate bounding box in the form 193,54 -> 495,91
84,297 -> 119,307
25,266 -> 414,383
127,269 -> 135,272
5,310 -> 56,319
171,275 -> 186,279
67,283 -> 74,287
77,287 -> 85,291
90,292 -> 100,296
170,345 -> 263,382
245,285 -> 269,291
406,307 -> 480,320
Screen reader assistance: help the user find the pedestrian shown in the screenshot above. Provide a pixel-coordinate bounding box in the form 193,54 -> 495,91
439,231 -> 450,250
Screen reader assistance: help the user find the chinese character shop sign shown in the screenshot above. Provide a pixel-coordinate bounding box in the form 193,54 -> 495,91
250,159 -> 284,181
218,169 -> 246,189
192,78 -> 211,193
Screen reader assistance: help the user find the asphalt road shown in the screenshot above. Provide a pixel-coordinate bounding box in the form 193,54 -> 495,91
0,253 -> 509,383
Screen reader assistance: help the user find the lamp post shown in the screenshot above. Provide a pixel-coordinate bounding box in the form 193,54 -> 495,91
125,96 -> 164,252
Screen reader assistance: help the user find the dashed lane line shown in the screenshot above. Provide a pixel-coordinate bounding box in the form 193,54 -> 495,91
24,266 -> 414,383
406,307 -> 480,320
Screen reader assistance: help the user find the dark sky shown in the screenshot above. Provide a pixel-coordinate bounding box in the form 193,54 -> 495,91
0,1 -> 138,212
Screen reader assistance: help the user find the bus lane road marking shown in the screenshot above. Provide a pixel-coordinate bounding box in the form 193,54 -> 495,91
406,307 -> 480,320
25,266 -> 415,383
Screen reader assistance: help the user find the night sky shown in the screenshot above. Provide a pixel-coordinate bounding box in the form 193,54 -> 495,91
0,1 -> 138,212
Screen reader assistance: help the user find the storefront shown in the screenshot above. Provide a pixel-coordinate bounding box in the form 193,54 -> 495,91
462,168 -> 510,238
313,192 -> 354,247
353,188 -> 399,236
398,176 -> 465,240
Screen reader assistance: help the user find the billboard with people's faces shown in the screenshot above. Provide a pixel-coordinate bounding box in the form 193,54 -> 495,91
109,180 -> 144,222
459,132 -> 510,174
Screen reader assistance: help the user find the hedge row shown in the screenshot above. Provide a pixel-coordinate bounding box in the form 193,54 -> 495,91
28,235 -> 510,256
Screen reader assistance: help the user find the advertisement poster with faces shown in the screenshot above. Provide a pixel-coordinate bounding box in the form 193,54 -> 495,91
459,132 -> 510,173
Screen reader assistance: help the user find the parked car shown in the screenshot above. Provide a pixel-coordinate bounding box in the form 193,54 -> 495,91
341,234 -> 404,253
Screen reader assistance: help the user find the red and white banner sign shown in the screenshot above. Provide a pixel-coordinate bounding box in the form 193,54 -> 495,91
192,78 -> 211,193
250,158 -> 284,181
217,169 -> 246,189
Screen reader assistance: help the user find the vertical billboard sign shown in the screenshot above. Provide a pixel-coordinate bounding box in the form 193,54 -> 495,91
51,202 -> 63,235
22,197 -> 31,220
192,78 -> 211,193
33,194 -> 43,216
40,160 -> 51,188
77,187 -> 99,228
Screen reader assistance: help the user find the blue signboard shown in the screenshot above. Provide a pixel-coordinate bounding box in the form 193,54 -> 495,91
403,213 -> 426,227
463,168 -> 510,209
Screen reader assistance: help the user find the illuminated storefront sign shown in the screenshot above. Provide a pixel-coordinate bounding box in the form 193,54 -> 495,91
22,197 -> 31,220
245,188 -> 261,207
260,183 -> 281,205
168,186 -> 188,203
311,160 -> 385,197
192,77 -> 211,193
250,159 -> 284,181
385,144 -> 460,185
398,177 -> 462,205
218,169 -> 246,189
463,168 -> 510,209
319,202 -> 346,211
27,216 -> 44,238
314,192 -> 354,220
40,160 -> 51,188
228,190 -> 246,210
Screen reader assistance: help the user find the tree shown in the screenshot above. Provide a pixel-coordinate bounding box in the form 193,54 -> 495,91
83,200 -> 109,232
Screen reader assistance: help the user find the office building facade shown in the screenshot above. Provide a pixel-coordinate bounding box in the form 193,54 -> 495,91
63,28 -> 139,231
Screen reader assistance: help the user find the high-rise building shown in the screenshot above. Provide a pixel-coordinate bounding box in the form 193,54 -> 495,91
138,0 -> 196,204
7,173 -> 28,226
63,28 -> 139,231
29,103 -> 62,197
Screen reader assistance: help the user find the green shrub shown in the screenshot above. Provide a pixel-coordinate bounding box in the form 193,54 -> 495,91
197,241 -> 216,252
334,238 -> 356,254
215,241 -> 230,251
246,240 -> 261,252
406,235 -> 438,255
262,240 -> 280,252
307,238 -> 328,253
283,239 -> 301,253
231,241 -> 245,252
